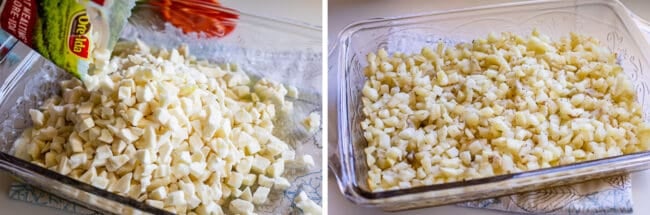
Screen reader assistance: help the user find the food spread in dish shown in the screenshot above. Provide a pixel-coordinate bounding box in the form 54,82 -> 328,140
360,31 -> 650,192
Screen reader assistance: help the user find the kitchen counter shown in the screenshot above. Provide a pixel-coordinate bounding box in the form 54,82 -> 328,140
327,0 -> 650,214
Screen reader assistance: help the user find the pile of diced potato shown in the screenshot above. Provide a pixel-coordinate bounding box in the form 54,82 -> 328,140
360,31 -> 650,192
15,41 -> 320,214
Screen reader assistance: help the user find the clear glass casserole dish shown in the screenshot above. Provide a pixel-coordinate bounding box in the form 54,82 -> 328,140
330,0 -> 650,211
0,3 -> 322,215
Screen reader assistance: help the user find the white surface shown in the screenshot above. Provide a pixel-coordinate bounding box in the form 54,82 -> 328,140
0,1 -> 321,214
224,0 -> 321,26
327,0 -> 650,215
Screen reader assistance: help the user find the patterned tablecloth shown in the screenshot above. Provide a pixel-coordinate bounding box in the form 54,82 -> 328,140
460,174 -> 632,214
9,174 -> 631,214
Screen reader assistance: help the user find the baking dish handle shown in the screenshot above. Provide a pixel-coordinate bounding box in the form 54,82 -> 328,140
327,41 -> 345,185
630,12 -> 650,45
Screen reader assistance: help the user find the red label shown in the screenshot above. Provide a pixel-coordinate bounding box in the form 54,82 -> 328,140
68,12 -> 91,58
0,0 -> 38,47
92,0 -> 106,6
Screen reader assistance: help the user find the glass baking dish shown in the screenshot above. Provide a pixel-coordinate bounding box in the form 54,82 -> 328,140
330,0 -> 650,211
0,2 -> 322,215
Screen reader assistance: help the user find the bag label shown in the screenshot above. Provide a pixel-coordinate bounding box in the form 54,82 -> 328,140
0,0 -> 37,46
68,11 -> 91,59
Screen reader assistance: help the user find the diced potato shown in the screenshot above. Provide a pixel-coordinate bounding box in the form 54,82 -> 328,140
360,31 -> 649,192
14,41 -> 312,215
